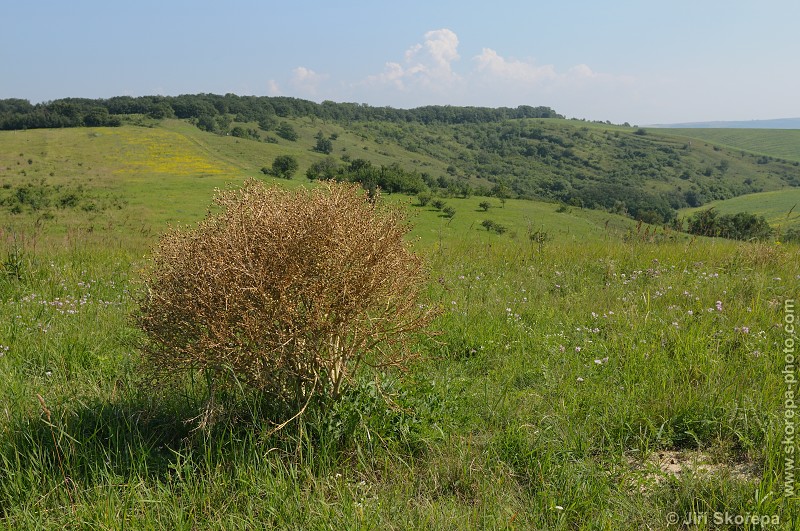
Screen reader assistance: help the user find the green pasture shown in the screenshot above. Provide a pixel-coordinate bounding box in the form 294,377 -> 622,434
0,123 -> 645,250
663,128 -> 800,163
0,122 -> 798,528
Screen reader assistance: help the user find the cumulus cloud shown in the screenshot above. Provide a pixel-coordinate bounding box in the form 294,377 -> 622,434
290,66 -> 328,96
355,28 -> 635,119
470,47 -> 633,112
473,48 -> 557,84
365,28 -> 462,93
472,49 -> 619,88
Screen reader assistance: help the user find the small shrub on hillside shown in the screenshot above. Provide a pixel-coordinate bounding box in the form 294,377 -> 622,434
481,219 -> 506,234
135,180 -> 437,426
781,227 -> 800,244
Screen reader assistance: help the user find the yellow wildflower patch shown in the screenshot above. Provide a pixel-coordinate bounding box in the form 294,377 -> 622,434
105,128 -> 236,177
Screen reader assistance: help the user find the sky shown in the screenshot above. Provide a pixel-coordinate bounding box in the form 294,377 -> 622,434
1,0 -> 799,125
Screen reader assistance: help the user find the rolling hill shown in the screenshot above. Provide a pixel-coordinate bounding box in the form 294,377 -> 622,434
0,120 -> 645,249
657,127 -> 800,163
2,94 -> 800,239
1,97 -> 799,528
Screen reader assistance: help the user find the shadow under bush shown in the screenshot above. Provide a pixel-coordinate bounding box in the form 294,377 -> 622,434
0,393 -> 195,514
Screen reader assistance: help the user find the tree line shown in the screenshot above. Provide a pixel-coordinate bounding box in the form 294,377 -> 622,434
0,94 -> 562,131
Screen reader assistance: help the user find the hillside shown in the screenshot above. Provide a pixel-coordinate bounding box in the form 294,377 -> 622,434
348,118 -> 800,222
2,94 -> 800,233
659,128 -> 800,163
1,98 -> 799,528
0,122 -> 644,249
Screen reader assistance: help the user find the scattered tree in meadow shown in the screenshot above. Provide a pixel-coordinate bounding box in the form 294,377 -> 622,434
276,122 -> 298,141
263,155 -> 299,179
305,157 -> 339,181
493,182 -> 510,207
481,219 -> 507,234
313,131 -> 334,154
417,192 -> 432,206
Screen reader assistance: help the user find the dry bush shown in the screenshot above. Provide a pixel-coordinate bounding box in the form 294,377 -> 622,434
136,180 -> 437,422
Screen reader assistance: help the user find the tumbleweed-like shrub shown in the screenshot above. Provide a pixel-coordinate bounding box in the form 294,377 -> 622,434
136,180 -> 436,418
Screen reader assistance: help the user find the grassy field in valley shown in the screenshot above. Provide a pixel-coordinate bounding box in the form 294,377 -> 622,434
0,124 -> 798,529
681,188 -> 800,233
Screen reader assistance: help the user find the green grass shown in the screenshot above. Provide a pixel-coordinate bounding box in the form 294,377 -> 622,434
397,194 -> 641,247
1,232 -> 797,528
0,123 -> 648,250
1,123 -> 799,529
662,128 -> 800,163
681,188 -> 800,232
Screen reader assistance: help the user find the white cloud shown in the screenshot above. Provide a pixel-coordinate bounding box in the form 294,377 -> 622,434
417,28 -> 460,71
469,48 -> 636,119
355,29 -> 636,120
266,79 -> 282,96
370,62 -> 406,89
473,48 -> 557,84
472,49 -> 622,89
365,28 -> 462,93
567,64 -> 597,79
290,66 -> 328,96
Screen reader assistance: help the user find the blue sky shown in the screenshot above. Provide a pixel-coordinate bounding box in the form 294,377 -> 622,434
2,0 -> 798,124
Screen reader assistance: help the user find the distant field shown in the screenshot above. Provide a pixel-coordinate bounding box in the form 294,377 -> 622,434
662,128 -> 800,162
681,188 -> 800,231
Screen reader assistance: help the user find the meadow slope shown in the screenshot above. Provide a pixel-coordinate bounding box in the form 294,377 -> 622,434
0,121 -> 798,529
662,128 -> 800,163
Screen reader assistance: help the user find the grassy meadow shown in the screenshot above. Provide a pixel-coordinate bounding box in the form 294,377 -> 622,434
681,188 -> 800,233
662,129 -> 800,164
1,124 -> 799,529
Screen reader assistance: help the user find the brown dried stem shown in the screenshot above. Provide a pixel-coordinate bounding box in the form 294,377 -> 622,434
136,180 -> 437,423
